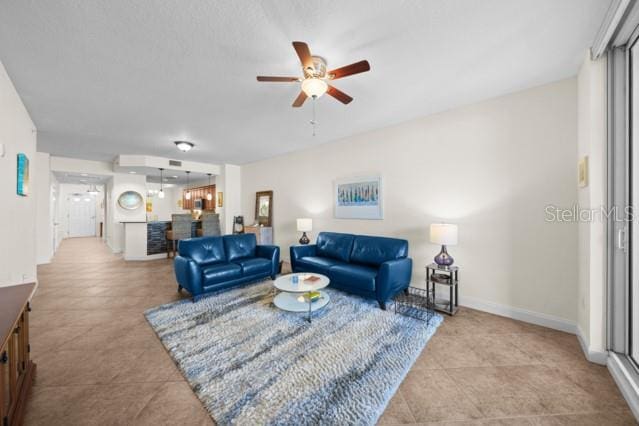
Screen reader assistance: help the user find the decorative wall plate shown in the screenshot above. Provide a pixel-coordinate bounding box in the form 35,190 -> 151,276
117,191 -> 143,210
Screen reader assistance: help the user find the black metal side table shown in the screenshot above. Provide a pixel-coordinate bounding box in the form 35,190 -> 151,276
426,263 -> 459,315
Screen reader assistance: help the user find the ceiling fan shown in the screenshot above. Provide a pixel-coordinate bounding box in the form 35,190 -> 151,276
257,41 -> 370,107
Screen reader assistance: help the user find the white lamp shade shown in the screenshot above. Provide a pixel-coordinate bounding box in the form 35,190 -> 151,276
297,218 -> 313,232
430,223 -> 458,245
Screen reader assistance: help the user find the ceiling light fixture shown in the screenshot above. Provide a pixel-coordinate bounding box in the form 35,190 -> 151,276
206,173 -> 213,201
301,77 -> 328,98
158,168 -> 165,199
87,184 -> 99,195
129,171 -> 136,174
174,141 -> 195,152
185,171 -> 191,200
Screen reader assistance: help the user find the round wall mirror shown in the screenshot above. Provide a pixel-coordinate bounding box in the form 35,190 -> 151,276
117,191 -> 143,210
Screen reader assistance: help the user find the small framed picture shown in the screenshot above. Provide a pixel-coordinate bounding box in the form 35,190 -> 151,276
578,156 -> 588,188
17,153 -> 29,196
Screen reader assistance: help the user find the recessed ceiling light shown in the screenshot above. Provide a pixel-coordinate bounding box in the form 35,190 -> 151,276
174,141 -> 195,152
129,171 -> 136,174
80,173 -> 89,177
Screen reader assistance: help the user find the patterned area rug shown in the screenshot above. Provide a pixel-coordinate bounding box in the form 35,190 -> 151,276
145,281 -> 442,425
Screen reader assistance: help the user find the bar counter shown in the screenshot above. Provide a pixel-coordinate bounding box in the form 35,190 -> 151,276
147,220 -> 202,255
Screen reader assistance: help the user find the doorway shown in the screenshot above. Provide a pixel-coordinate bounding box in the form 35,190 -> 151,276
67,194 -> 97,237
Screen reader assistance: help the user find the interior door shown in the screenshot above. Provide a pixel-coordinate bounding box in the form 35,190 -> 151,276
68,195 -> 96,237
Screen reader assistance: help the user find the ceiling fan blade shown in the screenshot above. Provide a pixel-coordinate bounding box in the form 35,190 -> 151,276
327,85 -> 353,104
292,41 -> 314,74
256,76 -> 300,82
292,91 -> 308,107
328,60 -> 370,80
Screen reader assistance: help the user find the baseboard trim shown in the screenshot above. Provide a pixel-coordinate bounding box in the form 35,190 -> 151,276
106,240 -> 122,254
124,253 -> 167,261
608,353 -> 639,422
576,325 -> 608,365
459,295 -> 577,334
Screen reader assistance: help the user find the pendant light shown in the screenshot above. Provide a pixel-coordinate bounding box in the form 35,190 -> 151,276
158,168 -> 165,199
206,173 -> 213,201
185,171 -> 192,200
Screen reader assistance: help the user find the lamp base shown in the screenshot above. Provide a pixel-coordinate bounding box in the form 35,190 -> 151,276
434,245 -> 454,268
299,232 -> 310,245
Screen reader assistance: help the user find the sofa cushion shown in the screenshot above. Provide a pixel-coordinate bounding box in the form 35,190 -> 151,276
316,232 -> 355,263
223,234 -> 257,262
295,256 -> 347,275
233,257 -> 271,276
178,236 -> 226,266
202,263 -> 242,285
350,235 -> 409,266
329,264 -> 378,292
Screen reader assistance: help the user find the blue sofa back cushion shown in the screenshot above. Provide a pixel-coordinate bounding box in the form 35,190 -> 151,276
316,232 -> 355,263
223,233 -> 257,261
350,235 -> 409,266
178,236 -> 226,265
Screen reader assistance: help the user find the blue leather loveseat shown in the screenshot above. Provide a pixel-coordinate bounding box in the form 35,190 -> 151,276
174,234 -> 280,301
290,232 -> 412,309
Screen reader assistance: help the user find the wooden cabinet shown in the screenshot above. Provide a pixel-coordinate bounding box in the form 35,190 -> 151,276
0,283 -> 35,426
182,185 -> 216,211
244,226 -> 273,245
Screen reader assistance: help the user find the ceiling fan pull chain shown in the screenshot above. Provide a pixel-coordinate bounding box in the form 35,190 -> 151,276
311,96 -> 317,137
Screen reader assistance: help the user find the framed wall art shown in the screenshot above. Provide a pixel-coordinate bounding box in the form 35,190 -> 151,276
334,175 -> 383,220
16,153 -> 29,196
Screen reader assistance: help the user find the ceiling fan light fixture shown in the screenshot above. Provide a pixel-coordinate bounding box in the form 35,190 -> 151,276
301,78 -> 328,98
174,141 -> 195,152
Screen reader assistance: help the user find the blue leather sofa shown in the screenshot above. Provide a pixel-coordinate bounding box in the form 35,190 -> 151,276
290,232 -> 412,309
174,234 -> 280,301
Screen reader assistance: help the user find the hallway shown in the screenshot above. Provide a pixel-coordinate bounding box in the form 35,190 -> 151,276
25,238 -> 635,425
26,237 -> 212,425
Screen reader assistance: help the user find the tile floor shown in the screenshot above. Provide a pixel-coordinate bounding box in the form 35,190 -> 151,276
24,237 -> 636,425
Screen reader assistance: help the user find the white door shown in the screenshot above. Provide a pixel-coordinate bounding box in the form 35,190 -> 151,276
68,195 -> 96,237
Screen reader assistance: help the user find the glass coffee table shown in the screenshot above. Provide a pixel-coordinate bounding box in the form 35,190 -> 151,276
273,273 -> 330,323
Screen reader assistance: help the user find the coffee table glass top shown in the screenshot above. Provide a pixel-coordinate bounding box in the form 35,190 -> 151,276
274,273 -> 330,293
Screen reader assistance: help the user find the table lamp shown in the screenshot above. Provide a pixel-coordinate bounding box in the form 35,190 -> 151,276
297,218 -> 312,245
430,223 -> 458,268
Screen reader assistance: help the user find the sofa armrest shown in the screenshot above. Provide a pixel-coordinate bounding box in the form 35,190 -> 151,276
174,256 -> 203,296
290,244 -> 317,271
376,258 -> 413,303
256,245 -> 281,278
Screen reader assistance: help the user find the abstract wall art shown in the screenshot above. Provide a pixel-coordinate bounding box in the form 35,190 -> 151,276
334,175 -> 383,219
16,153 -> 29,196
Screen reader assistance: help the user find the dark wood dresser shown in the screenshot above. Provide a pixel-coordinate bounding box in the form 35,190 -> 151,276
0,283 -> 36,426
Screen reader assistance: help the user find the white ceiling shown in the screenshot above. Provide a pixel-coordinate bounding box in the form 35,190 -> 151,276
0,0 -> 610,164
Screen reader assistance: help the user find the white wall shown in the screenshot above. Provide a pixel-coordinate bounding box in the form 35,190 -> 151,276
241,78 -> 578,327
577,52 -> 607,359
35,152 -> 53,264
217,165 -> 241,234
146,184 -> 189,221
0,60 -> 37,286
51,172 -> 61,250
